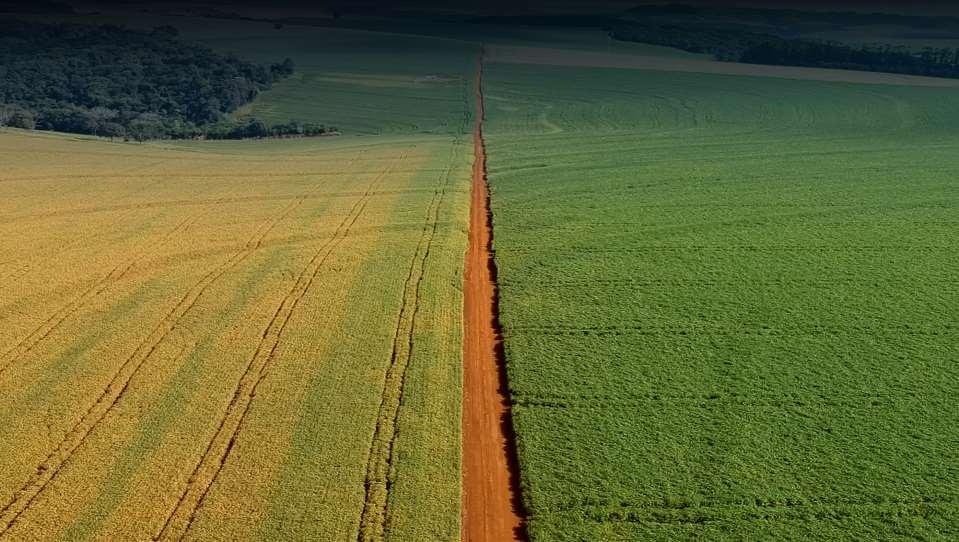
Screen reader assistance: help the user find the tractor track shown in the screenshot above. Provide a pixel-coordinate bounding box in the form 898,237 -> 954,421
355,131 -> 465,541
0,154 -> 366,537
0,212 -> 203,381
0,188 -> 454,224
154,150 -> 411,541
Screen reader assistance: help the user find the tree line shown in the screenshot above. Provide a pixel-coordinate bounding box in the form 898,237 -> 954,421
0,20 -> 334,140
464,6 -> 959,80
608,22 -> 959,79
739,40 -> 959,79
624,4 -> 959,34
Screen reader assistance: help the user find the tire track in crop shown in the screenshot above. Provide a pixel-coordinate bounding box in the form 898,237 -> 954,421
154,150 -> 410,542
515,396 -> 942,409
499,244 -> 952,255
517,389 -> 951,404
355,52 -> 474,542
0,168 -> 445,185
0,188 -> 452,224
0,212 -> 202,381
507,324 -> 956,337
499,276 -> 959,288
547,494 -> 959,523
0,157 -> 198,373
0,157 -> 363,537
355,138 -> 463,542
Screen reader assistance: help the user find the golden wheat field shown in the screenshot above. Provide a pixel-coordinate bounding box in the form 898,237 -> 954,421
0,129 -> 470,541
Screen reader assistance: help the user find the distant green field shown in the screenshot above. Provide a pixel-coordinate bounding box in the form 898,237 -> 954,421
200,26 -> 478,134
484,63 -> 959,540
300,18 -> 706,58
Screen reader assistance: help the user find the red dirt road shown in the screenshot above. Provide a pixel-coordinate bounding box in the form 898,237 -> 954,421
463,51 -> 527,542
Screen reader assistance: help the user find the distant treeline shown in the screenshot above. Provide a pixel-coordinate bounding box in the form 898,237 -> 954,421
608,23 -> 769,61
466,5 -> 959,81
204,118 -> 333,140
739,40 -> 959,78
624,4 -> 959,33
0,1 -> 74,14
467,15 -> 617,28
0,20 -> 334,140
609,23 -> 959,79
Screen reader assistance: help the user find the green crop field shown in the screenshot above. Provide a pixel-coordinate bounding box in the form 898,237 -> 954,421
208,26 -> 477,135
483,62 -> 959,539
0,20 -> 476,541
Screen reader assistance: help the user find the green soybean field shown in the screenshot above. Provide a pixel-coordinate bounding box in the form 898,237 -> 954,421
484,59 -> 959,540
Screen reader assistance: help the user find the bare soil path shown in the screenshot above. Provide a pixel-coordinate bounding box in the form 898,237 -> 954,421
462,50 -> 527,542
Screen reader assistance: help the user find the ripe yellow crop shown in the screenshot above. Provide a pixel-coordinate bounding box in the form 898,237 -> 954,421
0,130 -> 470,540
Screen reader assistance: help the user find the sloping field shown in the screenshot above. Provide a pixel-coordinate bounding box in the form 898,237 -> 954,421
483,62 -> 959,539
211,27 -> 476,135
0,120 -> 471,539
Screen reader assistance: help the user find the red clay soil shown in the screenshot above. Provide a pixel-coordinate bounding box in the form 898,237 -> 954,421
463,50 -> 528,542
